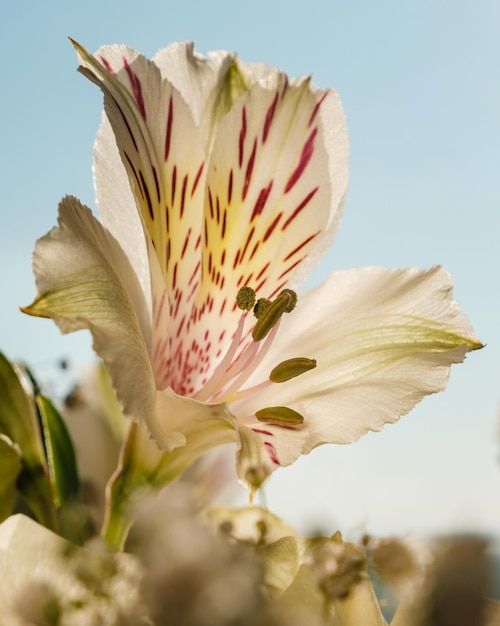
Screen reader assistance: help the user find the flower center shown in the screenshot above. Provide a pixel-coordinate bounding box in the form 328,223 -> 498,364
193,287 -> 316,427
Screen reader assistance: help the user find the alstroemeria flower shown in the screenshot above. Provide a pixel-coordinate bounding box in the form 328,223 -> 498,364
25,41 -> 481,489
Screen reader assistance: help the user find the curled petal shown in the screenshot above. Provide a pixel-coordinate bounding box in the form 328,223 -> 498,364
22,197 -> 157,437
74,40 -> 206,310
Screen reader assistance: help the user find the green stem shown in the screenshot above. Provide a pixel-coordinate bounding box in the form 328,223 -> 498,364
100,419 -> 236,551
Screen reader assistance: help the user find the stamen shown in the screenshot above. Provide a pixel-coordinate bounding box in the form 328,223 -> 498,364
279,288 -> 298,313
253,298 -> 271,318
255,406 -> 304,426
236,286 -> 256,311
269,357 -> 317,382
252,289 -> 297,342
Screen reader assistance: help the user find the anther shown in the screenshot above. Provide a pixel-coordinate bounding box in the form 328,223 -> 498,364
251,289 -> 298,342
255,406 -> 304,426
269,357 -> 317,383
279,288 -> 298,313
253,298 -> 271,318
236,286 -> 256,311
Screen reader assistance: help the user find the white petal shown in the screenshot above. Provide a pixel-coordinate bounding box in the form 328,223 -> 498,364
94,117 -> 151,314
153,42 -> 236,126
23,197 -> 157,433
153,387 -> 237,451
234,266 -> 480,472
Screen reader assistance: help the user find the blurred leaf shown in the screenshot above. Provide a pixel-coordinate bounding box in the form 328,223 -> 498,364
0,435 -> 22,522
0,352 -> 57,530
0,352 -> 45,467
36,394 -> 80,507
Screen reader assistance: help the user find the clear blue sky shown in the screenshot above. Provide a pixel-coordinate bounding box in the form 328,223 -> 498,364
1,0 -> 499,538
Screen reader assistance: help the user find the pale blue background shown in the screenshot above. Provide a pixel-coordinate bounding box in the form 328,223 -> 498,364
1,0 -> 499,539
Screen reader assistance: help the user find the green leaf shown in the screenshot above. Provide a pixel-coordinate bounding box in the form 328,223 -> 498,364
0,435 -> 22,522
36,394 -> 80,507
0,352 -> 46,468
0,352 -> 57,530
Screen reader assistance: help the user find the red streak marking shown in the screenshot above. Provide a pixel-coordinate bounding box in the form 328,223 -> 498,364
164,96 -> 174,160
284,127 -> 318,194
238,106 -> 247,168
180,175 -> 188,218
188,261 -> 200,287
181,228 -> 191,259
250,180 -> 273,221
220,250 -> 226,265
264,441 -> 280,465
204,221 -> 208,246
152,166 -> 161,202
262,92 -> 279,143
283,232 -> 318,261
172,263 -> 178,289
208,189 -> 214,219
123,58 -> 147,120
99,56 -> 114,74
249,242 -> 259,261
171,166 -> 177,205
242,138 -> 257,201
166,239 -> 171,263
252,428 -> 274,437
173,291 -> 182,318
195,235 -> 201,250
220,276 -> 225,290
237,274 -> 244,287
263,212 -> 282,242
233,249 -> 241,269
220,300 -> 226,315
165,206 -> 170,233
282,187 -> 319,230
221,210 -> 227,239
240,226 -> 255,262
228,169 -> 233,204
191,162 -> 204,196
308,91 -> 328,127
124,151 -> 141,190
139,170 -> 154,219
204,329 -> 209,341
115,101 -> 138,151
219,330 -> 226,342
175,315 -> 186,338
216,196 -> 220,224
256,262 -> 270,281
278,257 -> 304,280
208,252 -> 212,275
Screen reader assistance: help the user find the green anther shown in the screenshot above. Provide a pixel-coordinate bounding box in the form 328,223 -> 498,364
269,357 -> 317,383
252,292 -> 292,341
236,286 -> 256,311
253,298 -> 271,319
255,406 -> 304,426
278,289 -> 298,313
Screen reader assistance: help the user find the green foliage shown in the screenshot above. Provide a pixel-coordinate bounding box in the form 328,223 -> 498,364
36,394 -> 80,507
0,435 -> 22,522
